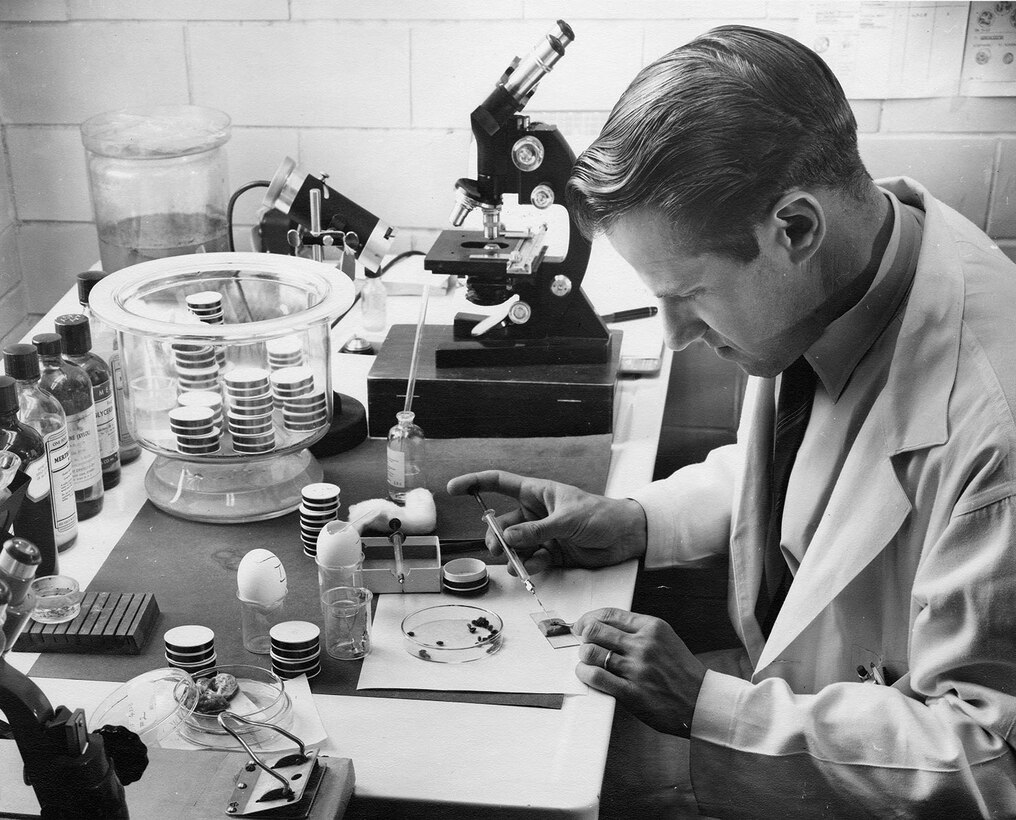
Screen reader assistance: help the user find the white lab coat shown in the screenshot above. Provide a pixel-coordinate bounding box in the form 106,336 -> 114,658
630,179 -> 1016,818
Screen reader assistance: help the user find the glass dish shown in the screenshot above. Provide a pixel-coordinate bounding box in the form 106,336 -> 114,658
91,667 -> 199,747
175,664 -> 292,748
87,253 -> 354,522
401,604 -> 503,663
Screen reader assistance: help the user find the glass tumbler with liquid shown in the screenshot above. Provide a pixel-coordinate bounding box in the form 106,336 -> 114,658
81,105 -> 232,272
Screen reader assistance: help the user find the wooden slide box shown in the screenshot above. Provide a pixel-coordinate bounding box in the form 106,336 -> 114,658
367,325 -> 621,438
14,591 -> 160,654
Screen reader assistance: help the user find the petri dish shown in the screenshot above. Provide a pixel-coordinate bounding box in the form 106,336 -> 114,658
91,667 -> 199,747
401,604 -> 503,663
177,664 -> 291,746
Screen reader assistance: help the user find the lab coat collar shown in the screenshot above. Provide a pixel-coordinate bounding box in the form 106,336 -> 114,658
750,177 -> 962,672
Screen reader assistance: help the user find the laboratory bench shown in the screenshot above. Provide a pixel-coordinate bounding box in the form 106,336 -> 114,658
0,253 -> 747,816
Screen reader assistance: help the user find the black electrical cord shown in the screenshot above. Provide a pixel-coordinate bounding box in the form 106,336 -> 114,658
226,179 -> 271,251
380,249 -> 426,274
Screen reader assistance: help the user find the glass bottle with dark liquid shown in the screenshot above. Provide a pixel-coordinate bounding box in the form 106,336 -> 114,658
55,314 -> 121,490
3,343 -> 78,555
76,271 -> 141,465
32,333 -> 104,520
0,375 -> 59,576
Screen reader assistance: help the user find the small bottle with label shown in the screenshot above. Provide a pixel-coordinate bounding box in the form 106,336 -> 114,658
55,314 -> 121,490
386,410 -> 426,503
361,270 -> 388,333
33,333 -> 104,520
76,271 -> 141,465
0,536 -> 41,654
0,376 -> 59,576
3,343 -> 79,556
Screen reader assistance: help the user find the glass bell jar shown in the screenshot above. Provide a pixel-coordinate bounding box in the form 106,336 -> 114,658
88,252 -> 354,523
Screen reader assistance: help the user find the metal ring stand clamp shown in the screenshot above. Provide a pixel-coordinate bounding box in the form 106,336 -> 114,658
217,710 -> 310,800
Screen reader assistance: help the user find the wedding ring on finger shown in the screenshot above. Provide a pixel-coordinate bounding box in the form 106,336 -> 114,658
603,650 -> 613,671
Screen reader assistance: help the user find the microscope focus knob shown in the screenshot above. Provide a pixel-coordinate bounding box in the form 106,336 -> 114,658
550,275 -> 572,297
531,183 -> 555,209
512,136 -> 545,172
508,300 -> 533,325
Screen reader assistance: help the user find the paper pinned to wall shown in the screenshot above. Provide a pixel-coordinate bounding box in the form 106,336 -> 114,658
797,2 -> 969,98
961,2 -> 1016,96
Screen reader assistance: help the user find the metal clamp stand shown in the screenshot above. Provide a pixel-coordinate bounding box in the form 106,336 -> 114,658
218,711 -> 323,817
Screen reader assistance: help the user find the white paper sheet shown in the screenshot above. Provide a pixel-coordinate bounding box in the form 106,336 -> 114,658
357,562 -> 635,696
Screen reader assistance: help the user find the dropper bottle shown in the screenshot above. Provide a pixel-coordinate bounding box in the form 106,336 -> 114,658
386,411 -> 426,502
386,285 -> 429,502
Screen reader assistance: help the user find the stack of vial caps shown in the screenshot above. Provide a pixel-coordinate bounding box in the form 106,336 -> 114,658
266,336 -> 305,370
271,366 -> 328,432
169,406 -> 221,455
164,624 -> 216,674
224,367 -> 275,454
300,482 -> 340,557
177,391 -> 223,427
269,621 -> 321,680
172,342 -> 220,393
186,291 -> 226,366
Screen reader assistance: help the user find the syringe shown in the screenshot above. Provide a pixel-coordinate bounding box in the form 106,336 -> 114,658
389,518 -> 406,589
471,490 -> 550,614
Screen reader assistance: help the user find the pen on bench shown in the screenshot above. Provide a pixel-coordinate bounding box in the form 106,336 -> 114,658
471,490 -> 550,614
599,306 -> 658,323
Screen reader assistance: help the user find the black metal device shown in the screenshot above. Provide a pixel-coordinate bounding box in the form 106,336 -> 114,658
423,20 -> 611,367
0,658 -> 130,818
257,157 -> 396,275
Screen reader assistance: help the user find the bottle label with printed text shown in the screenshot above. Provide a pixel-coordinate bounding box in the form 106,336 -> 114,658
386,448 -> 406,488
92,379 -> 119,468
44,426 -> 77,535
66,408 -> 102,490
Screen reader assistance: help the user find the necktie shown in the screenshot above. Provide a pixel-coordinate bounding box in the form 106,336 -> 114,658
755,356 -> 817,639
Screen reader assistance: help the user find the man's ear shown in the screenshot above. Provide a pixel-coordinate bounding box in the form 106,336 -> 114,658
762,191 -> 825,264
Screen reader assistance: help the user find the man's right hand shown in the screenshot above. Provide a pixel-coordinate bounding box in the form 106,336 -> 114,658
446,470 -> 648,573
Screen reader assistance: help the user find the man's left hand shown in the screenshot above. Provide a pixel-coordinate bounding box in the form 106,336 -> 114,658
573,608 -> 707,738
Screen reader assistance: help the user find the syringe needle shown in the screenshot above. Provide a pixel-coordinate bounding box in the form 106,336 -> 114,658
471,490 -> 549,613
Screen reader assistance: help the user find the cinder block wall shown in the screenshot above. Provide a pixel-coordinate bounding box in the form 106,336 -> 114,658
0,1 -> 1013,348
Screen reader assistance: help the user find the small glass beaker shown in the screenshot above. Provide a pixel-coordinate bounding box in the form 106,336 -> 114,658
321,586 -> 372,660
81,105 -> 231,272
238,594 -> 287,655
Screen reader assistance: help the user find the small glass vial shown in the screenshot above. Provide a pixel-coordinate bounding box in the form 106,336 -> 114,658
386,410 -> 426,502
361,271 -> 387,333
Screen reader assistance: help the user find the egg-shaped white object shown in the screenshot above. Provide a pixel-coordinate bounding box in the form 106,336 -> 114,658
236,549 -> 288,606
316,521 -> 362,568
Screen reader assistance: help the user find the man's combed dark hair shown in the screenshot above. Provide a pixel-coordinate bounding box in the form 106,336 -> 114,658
567,26 -> 871,262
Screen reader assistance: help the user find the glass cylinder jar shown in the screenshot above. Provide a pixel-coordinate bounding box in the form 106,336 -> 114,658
81,105 -> 231,272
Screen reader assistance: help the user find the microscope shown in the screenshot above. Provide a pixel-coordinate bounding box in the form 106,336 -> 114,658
423,20 -> 612,367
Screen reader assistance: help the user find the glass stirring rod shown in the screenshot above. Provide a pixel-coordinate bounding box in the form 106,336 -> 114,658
471,490 -> 551,615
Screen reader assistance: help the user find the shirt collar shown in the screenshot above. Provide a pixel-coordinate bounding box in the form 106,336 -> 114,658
806,190 -> 923,400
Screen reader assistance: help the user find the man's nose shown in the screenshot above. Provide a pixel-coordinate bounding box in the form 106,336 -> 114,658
661,302 -> 705,351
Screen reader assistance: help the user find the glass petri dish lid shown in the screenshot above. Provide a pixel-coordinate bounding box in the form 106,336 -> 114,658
90,667 -> 199,747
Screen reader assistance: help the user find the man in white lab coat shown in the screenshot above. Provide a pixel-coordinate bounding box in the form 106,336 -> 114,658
448,26 -> 1016,818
